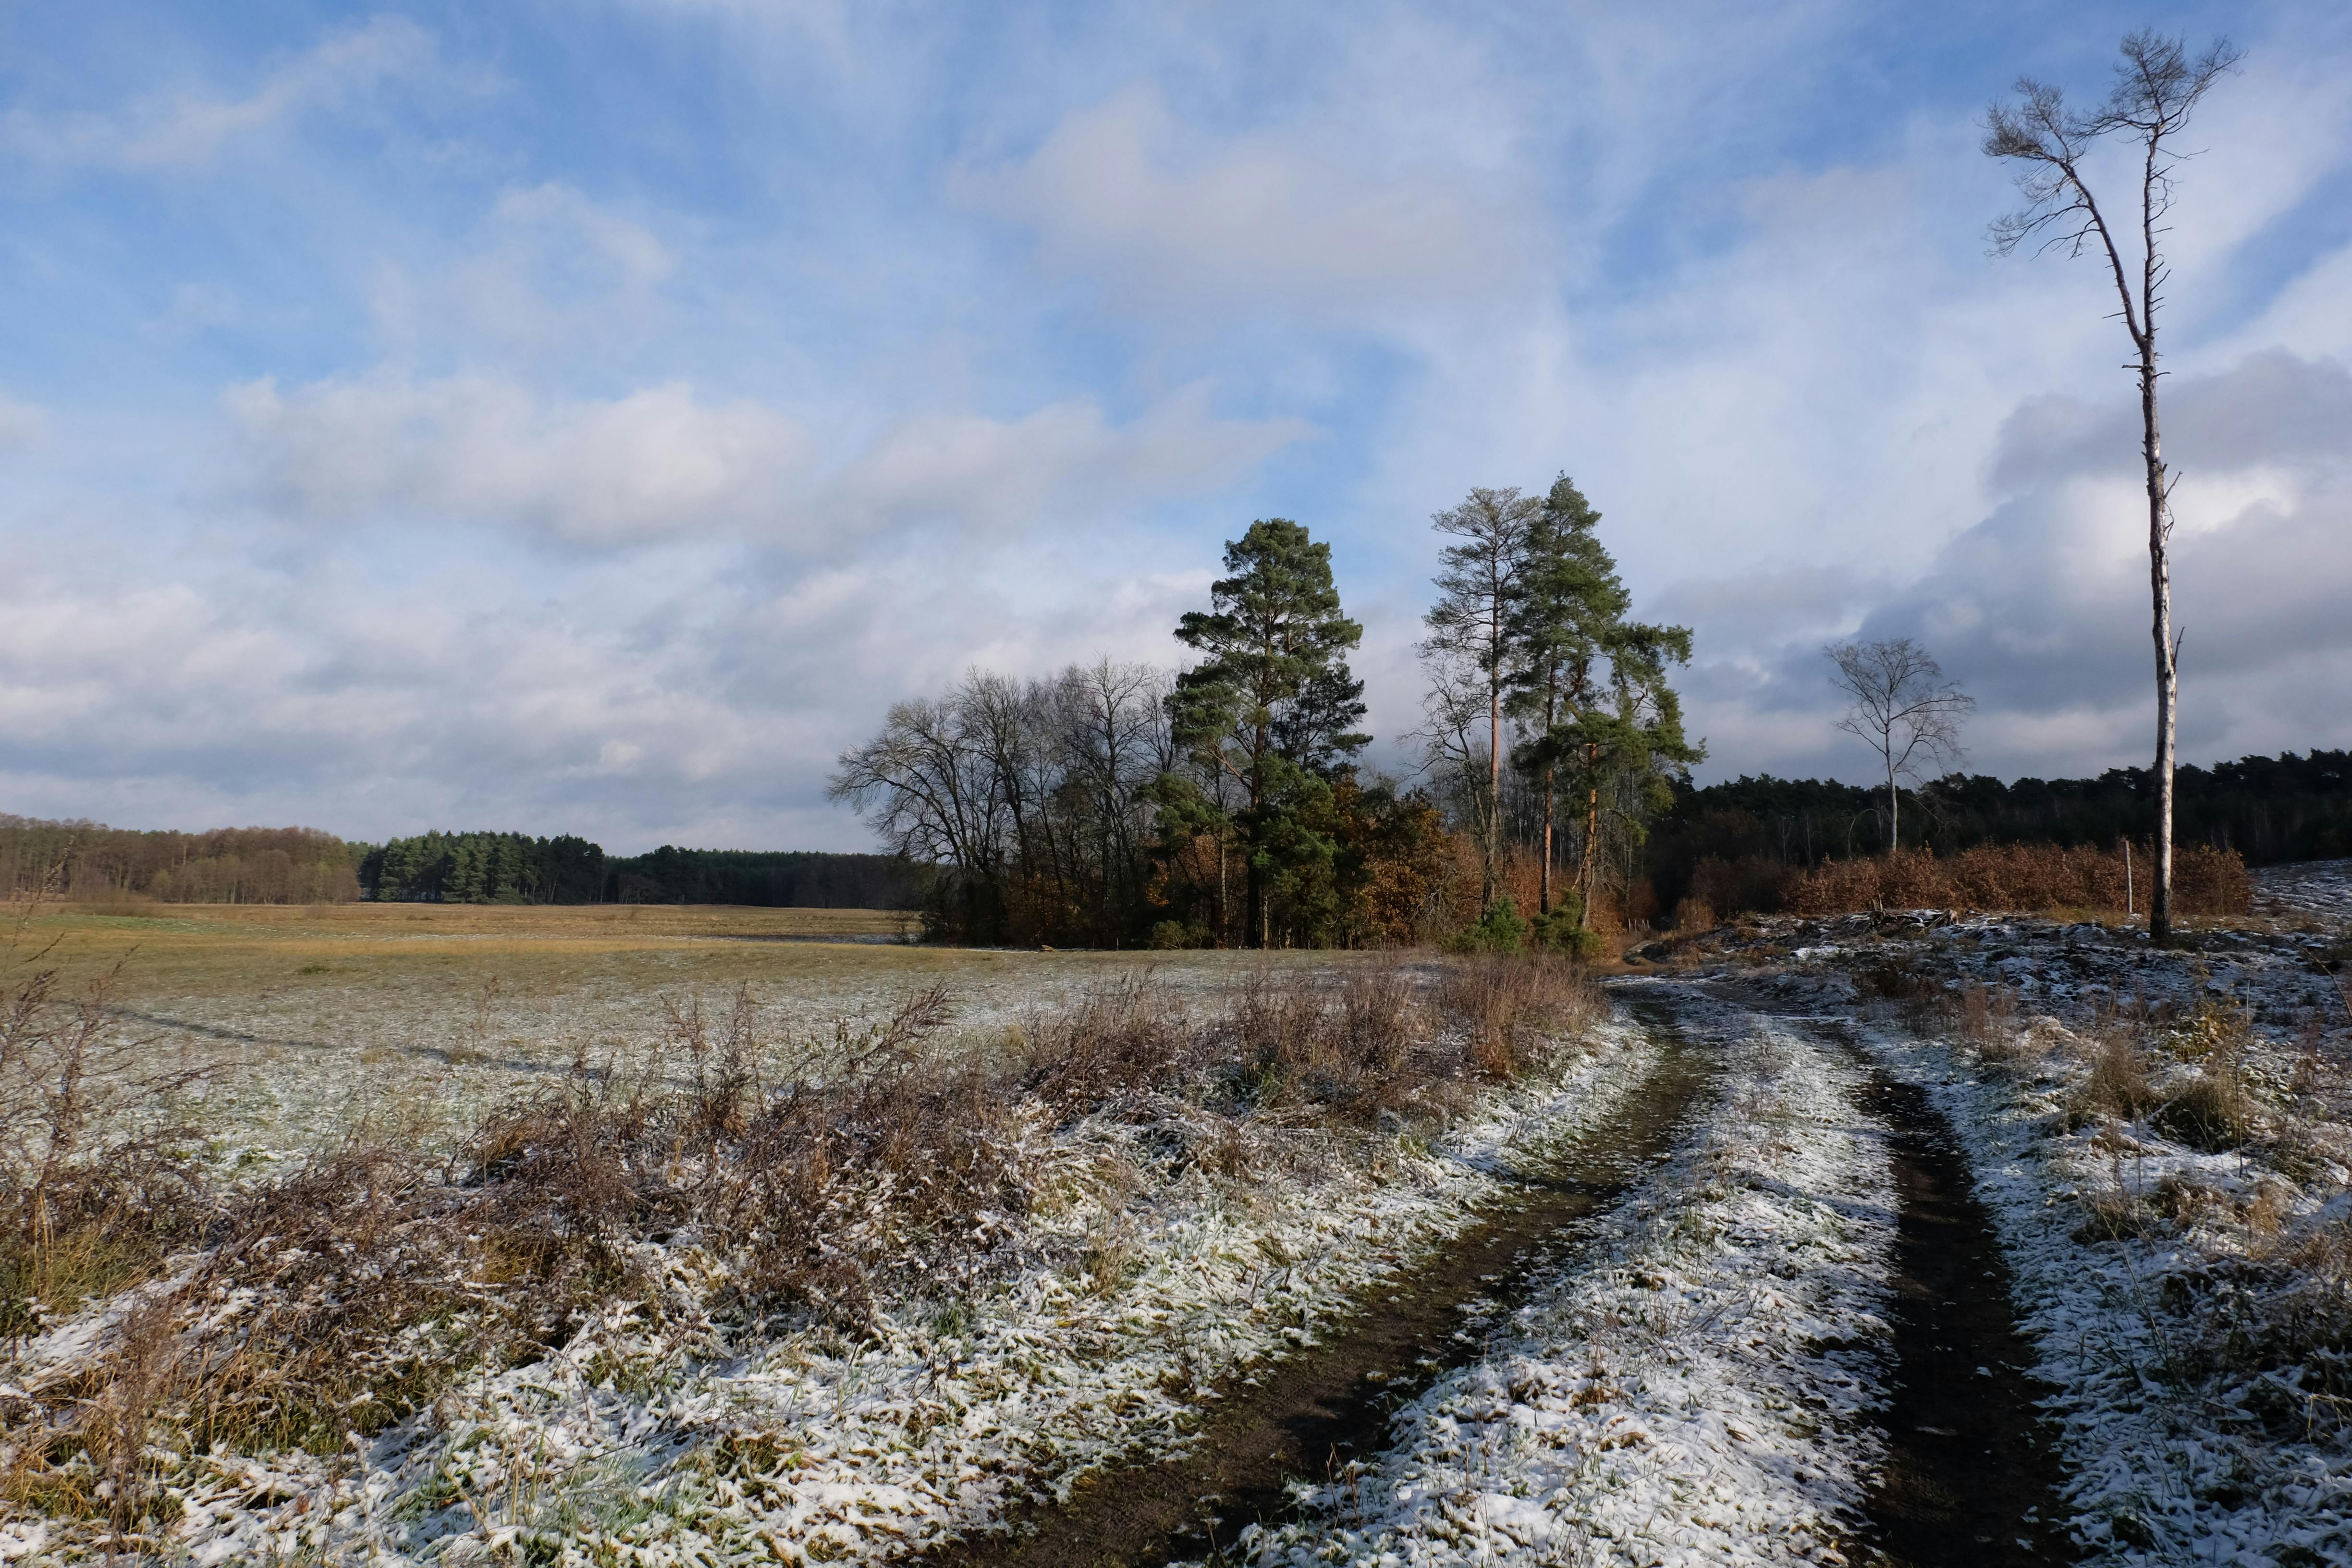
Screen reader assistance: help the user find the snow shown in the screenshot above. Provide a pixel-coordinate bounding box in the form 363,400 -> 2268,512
8,996 -> 1668,1565
14,872 -> 2352,1563
1856,1017 -> 2352,1564
1226,983 -> 1897,1566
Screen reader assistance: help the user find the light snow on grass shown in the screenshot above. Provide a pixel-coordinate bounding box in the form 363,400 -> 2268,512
1229,985 -> 1896,1567
130,1012 -> 1665,1566
1858,1016 -> 2352,1565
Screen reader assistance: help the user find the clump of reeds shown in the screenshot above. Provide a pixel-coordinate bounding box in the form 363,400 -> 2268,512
1434,953 -> 1595,1078
2067,1024 -> 2158,1128
1950,980 -> 2023,1064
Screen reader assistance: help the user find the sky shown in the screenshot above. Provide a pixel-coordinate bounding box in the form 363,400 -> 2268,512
2,1 -> 2348,854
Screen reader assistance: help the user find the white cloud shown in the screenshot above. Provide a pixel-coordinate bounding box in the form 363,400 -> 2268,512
824,384 -> 1311,534
2,17 -> 435,172
227,373 -> 814,546
1672,351 -> 2352,784
227,371 -> 1309,548
954,85 -> 1529,313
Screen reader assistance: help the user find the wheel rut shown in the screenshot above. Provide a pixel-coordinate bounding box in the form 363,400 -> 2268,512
1807,1017 -> 2072,1567
912,1006 -> 1715,1568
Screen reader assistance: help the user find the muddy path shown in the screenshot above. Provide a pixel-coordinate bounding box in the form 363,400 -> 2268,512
1804,1017 -> 2071,1568
914,1002 -> 1715,1568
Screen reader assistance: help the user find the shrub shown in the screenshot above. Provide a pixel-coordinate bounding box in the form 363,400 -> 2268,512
1434,953 -> 1596,1077
1528,910 -> 1606,960
2153,1073 -> 2257,1152
1446,896 -> 1529,955
1781,843 -> 2252,918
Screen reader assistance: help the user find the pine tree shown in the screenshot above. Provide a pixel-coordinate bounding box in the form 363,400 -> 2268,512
1421,488 -> 1540,906
1507,476 -> 1627,915
1504,478 -> 1701,928
1168,519 -> 1368,948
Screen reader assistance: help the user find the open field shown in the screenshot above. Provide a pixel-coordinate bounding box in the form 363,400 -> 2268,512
15,902 -> 1380,1160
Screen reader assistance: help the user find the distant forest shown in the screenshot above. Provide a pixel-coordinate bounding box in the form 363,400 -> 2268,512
0,816 -> 359,904
0,817 -> 921,909
5,747 -> 2342,917
1647,750 -> 2352,916
355,832 -> 922,908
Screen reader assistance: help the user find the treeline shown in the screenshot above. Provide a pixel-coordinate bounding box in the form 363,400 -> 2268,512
832,491 -> 1695,948
1645,751 -> 2348,918
831,655 -> 1459,947
607,847 -> 922,908
0,816 -> 360,905
357,832 -> 606,904
355,831 -> 920,907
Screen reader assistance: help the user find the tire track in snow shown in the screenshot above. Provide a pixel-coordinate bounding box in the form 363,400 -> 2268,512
914,1007 -> 1716,1568
1804,1017 -> 2071,1567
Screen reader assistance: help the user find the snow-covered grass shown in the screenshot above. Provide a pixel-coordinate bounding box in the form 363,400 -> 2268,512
1857,1008 -> 2352,1565
1230,984 -> 1897,1567
1671,862 -> 2352,1565
2,958 -> 1661,1566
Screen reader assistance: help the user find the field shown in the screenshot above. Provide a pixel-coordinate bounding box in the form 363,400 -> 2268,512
18,902 -> 1355,1157
3,879 -> 2351,1566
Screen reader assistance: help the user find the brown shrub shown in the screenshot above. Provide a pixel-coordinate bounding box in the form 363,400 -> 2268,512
1685,856 -> 1784,921
1782,843 -> 2251,918
1435,954 -> 1596,1078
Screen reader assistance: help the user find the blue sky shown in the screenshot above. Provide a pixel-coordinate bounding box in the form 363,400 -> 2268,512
3,1 -> 2349,852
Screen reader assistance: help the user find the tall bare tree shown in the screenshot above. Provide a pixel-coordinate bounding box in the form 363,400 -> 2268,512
1984,30 -> 2240,941
1422,486 -> 1539,907
1825,638 -> 1973,855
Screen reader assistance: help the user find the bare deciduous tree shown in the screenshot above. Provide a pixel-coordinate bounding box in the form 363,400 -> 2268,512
1985,29 -> 2240,943
1825,638 -> 1974,855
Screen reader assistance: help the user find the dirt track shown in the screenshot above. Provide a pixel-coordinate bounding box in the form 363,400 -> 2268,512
920,1005 -> 1713,1568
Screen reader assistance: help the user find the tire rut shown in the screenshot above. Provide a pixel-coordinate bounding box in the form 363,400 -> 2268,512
1808,1017 -> 2073,1567
910,1007 -> 1715,1568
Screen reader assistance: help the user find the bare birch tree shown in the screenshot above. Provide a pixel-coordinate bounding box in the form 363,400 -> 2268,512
1984,29 -> 2240,942
1825,638 -> 1973,855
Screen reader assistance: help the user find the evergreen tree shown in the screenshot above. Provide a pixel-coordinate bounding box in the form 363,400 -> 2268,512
1507,476 -> 1627,914
1421,487 -> 1540,906
1503,476 -> 1702,928
1167,519 -> 1369,948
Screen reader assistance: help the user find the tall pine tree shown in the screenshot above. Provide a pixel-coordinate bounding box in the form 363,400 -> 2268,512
1505,476 -> 1701,928
1167,519 -> 1369,948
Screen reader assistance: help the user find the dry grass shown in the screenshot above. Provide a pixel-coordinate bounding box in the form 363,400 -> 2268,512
2069,1026 -> 2159,1127
1780,843 -> 2253,918
1434,953 -> 1599,1078
0,946 -> 1603,1534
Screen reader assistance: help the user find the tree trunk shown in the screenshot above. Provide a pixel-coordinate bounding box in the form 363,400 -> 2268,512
1886,752 -> 1899,855
1539,763 -> 1555,915
1485,675 -> 1501,908
2145,345 -> 2177,943
1580,742 -> 1601,930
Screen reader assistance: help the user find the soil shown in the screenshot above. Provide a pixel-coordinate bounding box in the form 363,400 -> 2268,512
1813,1018 -> 2073,1567
913,1007 -> 1715,1568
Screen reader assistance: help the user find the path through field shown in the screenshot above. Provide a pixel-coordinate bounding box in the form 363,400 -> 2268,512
1817,1017 -> 2068,1567
984,980 -> 2076,1568
920,1000 -> 1715,1568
